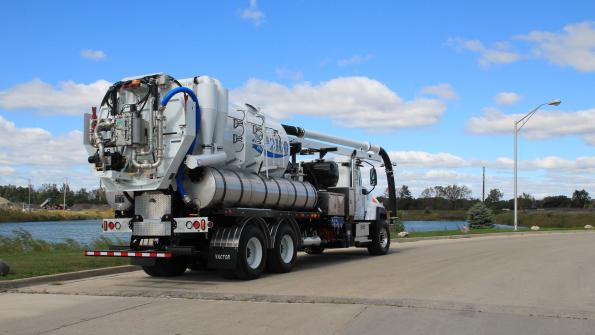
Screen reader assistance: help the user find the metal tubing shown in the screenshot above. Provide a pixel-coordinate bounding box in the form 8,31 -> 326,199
93,121 -> 114,168
131,108 -> 164,169
302,236 -> 322,246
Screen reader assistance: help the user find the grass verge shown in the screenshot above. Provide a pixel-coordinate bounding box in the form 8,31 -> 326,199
394,227 -> 588,238
0,229 -> 127,280
0,208 -> 113,223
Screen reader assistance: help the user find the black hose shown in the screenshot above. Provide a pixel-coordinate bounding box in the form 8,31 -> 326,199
282,124 -> 305,138
378,147 -> 397,222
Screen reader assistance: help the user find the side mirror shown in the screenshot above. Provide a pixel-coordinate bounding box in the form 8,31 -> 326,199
370,167 -> 377,186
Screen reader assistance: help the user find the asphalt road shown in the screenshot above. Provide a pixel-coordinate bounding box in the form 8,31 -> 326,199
2,232 -> 595,334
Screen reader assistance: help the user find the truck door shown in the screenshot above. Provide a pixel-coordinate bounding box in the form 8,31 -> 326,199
354,166 -> 367,220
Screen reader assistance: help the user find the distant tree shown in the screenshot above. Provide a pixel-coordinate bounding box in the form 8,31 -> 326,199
420,187 -> 435,198
518,192 -> 536,209
571,189 -> 591,208
396,185 -> 413,210
467,203 -> 495,229
485,188 -> 503,206
397,185 -> 412,199
542,195 -> 571,208
441,184 -> 472,201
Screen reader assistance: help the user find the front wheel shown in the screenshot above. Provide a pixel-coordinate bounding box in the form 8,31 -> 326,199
368,221 -> 390,255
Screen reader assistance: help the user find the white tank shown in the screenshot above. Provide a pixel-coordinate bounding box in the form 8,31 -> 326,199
223,104 -> 290,178
85,73 -> 298,211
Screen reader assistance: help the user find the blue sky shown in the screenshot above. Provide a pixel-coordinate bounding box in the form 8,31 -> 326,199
1,0 -> 595,199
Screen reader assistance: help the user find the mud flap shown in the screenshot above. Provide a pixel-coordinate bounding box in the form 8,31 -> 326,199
208,247 -> 238,270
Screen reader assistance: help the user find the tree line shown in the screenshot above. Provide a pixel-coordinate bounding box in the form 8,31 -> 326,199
0,184 -> 106,207
377,184 -> 593,211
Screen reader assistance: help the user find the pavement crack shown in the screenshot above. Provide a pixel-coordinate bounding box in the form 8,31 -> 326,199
333,305 -> 369,335
35,300 -> 153,335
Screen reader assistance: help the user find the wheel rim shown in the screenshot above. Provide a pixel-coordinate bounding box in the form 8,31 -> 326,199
379,227 -> 389,249
279,234 -> 294,264
246,236 -> 263,270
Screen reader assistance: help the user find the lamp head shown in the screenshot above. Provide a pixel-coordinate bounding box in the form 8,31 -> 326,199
547,99 -> 561,106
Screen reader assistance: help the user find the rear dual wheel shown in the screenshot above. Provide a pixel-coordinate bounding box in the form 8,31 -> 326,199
232,224 -> 268,280
142,257 -> 188,277
267,224 -> 297,273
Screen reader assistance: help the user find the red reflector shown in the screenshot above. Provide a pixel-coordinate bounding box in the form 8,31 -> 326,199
201,219 -> 206,230
193,221 -> 200,229
108,222 -> 115,230
102,221 -> 107,231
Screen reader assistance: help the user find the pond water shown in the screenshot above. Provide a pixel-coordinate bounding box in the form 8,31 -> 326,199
0,219 -> 517,244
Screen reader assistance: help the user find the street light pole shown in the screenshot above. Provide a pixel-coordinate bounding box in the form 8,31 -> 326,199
514,121 -> 518,231
513,99 -> 561,231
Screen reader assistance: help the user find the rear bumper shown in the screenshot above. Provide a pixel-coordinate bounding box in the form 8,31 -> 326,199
84,250 -> 172,258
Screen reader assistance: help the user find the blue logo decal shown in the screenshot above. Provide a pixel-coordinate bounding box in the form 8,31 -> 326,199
252,144 -> 288,158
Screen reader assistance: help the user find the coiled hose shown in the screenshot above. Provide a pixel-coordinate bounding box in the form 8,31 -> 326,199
160,87 -> 200,205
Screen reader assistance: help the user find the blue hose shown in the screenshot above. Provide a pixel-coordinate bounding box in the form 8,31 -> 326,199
160,87 -> 200,205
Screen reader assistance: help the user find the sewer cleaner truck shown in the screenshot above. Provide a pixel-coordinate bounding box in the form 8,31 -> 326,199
83,73 -> 398,279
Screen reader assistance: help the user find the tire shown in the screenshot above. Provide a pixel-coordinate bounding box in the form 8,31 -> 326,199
267,224 -> 298,273
304,245 -> 325,255
142,257 -> 188,277
368,221 -> 390,255
235,224 -> 267,280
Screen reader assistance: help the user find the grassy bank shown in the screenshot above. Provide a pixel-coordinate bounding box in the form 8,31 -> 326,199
400,227 -> 588,238
0,229 -> 127,280
398,209 -> 595,229
495,210 -> 595,229
398,210 -> 468,221
0,208 -> 113,223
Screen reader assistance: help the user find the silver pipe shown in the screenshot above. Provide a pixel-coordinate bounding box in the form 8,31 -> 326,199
137,97 -> 155,156
299,129 -> 380,154
302,236 -> 322,247
93,121 -> 114,168
131,106 -> 164,169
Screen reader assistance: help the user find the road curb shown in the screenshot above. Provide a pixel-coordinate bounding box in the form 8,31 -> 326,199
0,265 -> 138,291
392,229 -> 594,243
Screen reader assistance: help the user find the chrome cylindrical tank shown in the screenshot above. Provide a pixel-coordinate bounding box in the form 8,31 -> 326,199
184,167 -> 317,210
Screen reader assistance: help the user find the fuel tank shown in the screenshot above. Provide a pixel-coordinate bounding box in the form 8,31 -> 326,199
184,167 -> 317,210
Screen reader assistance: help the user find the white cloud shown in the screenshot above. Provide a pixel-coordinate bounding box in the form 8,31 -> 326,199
0,78 -> 110,115
0,115 -> 87,168
240,0 -> 265,26
80,49 -> 106,61
337,54 -> 373,66
0,166 -> 15,176
517,21 -> 595,72
420,83 -> 458,100
388,151 -> 467,168
275,68 -> 304,81
467,107 -> 595,144
231,77 -> 447,130
495,92 -> 521,105
447,37 -> 523,67
0,115 -> 94,189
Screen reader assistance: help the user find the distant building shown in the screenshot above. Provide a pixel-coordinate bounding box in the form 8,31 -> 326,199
0,196 -> 14,209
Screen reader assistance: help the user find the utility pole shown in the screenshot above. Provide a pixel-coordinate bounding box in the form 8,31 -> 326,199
63,178 -> 67,211
482,167 -> 485,202
28,179 -> 31,212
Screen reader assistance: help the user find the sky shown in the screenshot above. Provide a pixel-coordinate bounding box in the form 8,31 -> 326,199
1,0 -> 595,199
